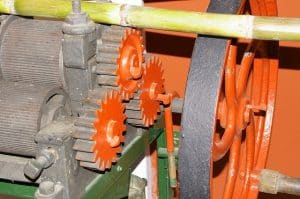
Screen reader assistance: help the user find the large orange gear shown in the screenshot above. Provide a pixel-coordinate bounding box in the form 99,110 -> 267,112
116,29 -> 145,100
140,57 -> 164,127
91,90 -> 126,171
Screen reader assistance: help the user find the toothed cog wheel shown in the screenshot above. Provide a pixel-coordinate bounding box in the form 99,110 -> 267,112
73,90 -> 126,171
92,91 -> 126,170
126,57 -> 164,127
96,26 -> 144,100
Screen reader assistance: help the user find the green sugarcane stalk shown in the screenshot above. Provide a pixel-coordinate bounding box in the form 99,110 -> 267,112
0,0 -> 299,41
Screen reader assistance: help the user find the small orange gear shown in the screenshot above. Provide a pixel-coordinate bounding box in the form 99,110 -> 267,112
91,90 -> 126,171
140,57 -> 165,127
116,29 -> 145,100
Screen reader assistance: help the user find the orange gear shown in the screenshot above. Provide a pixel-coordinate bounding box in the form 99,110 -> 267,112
91,90 -> 126,171
140,57 -> 164,127
116,29 -> 144,100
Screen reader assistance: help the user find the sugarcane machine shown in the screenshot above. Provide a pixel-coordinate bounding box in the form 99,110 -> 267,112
0,0 -> 299,198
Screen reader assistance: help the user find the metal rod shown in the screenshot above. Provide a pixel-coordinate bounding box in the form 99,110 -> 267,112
0,0 -> 300,41
259,169 -> 300,196
171,98 -> 183,113
72,0 -> 81,14
164,105 -> 177,188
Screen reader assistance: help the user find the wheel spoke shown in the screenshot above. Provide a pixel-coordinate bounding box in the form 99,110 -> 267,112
225,45 -> 237,107
237,52 -> 255,99
241,113 -> 255,198
213,45 -> 238,161
223,134 -> 242,199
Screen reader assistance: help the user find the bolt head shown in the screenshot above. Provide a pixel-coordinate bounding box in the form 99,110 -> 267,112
116,166 -> 123,172
39,181 -> 55,195
24,160 -> 43,180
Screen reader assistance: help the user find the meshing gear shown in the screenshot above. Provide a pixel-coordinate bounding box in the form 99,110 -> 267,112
96,27 -> 144,100
74,26 -> 145,170
116,29 -> 145,100
91,90 -> 126,170
140,57 -> 164,126
126,57 -> 165,127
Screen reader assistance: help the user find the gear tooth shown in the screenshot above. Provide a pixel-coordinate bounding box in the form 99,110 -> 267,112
126,93 -> 131,101
91,145 -> 97,154
123,92 -> 128,100
127,94 -> 131,100
159,60 -> 163,67
150,58 -> 153,64
153,114 -> 157,120
114,92 -> 118,100
119,90 -> 124,99
105,160 -> 111,169
92,154 -> 97,162
117,146 -> 122,153
145,119 -> 149,127
116,57 -> 120,65
99,160 -> 105,171
120,136 -> 125,143
112,155 -> 117,163
120,132 -> 125,140
116,75 -> 121,84
105,93 -> 109,102
121,92 -> 126,100
117,94 -> 122,102
110,90 -> 114,99
96,109 -> 101,118
91,131 -> 97,140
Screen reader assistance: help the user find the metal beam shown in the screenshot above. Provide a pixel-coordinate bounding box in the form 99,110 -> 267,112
82,127 -> 163,199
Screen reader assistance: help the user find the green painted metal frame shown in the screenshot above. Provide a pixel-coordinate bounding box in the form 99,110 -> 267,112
0,126 -> 163,199
157,131 -> 179,199
82,126 -> 163,199
0,181 -> 37,198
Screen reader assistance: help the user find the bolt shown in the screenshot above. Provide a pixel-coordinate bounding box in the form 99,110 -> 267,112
117,166 -> 123,172
24,148 -> 55,179
72,0 -> 81,14
24,156 -> 47,179
39,181 -> 55,195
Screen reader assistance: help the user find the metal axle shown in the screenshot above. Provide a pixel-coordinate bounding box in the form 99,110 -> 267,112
0,0 -> 300,41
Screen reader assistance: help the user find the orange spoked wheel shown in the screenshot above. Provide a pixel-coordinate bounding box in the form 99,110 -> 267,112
179,0 -> 279,198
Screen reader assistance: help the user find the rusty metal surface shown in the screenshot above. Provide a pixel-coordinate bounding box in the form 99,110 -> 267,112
0,16 -> 64,87
0,81 -> 66,156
